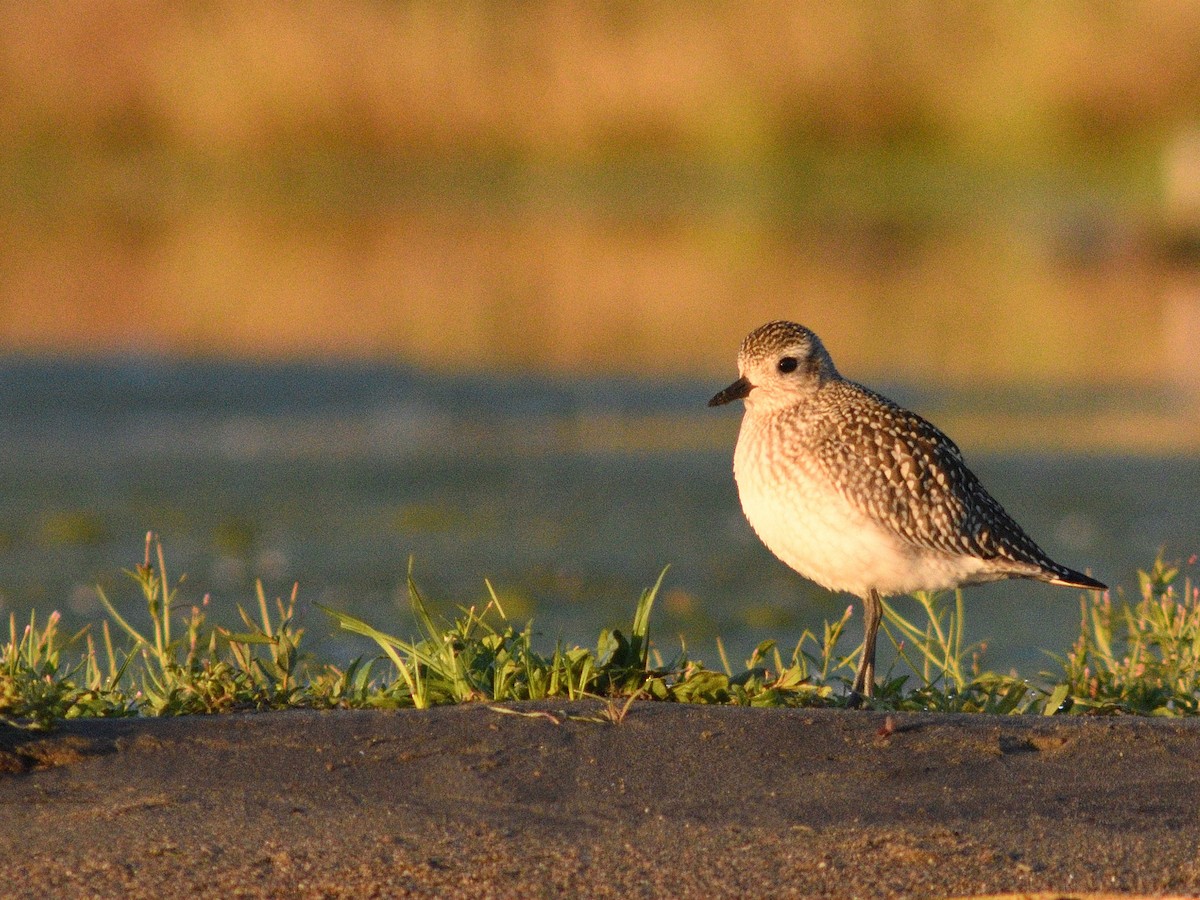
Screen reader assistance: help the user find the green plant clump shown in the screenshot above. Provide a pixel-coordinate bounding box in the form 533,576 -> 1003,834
2,534 -> 1198,727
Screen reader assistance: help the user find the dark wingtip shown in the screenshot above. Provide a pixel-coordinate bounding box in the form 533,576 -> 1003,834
1052,568 -> 1107,592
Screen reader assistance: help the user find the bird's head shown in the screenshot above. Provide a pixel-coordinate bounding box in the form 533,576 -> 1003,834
708,321 -> 838,413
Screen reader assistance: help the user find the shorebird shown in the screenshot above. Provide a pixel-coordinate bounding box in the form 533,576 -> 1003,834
709,321 -> 1106,700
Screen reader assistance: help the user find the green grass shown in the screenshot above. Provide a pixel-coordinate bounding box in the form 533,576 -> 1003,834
2,534 -> 1198,728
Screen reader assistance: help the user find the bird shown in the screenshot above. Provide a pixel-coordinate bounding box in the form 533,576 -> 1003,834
708,320 -> 1106,701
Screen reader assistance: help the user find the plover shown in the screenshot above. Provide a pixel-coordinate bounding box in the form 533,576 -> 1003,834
709,321 -> 1106,700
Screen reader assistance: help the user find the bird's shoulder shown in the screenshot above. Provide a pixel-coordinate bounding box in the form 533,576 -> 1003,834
810,379 -> 968,480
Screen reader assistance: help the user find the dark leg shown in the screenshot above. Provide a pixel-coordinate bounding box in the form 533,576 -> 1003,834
850,589 -> 883,702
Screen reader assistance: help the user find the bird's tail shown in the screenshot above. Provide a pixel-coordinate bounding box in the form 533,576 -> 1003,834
1041,564 -> 1107,592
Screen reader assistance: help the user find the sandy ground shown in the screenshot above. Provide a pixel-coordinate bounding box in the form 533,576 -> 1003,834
1,702 -> 1199,899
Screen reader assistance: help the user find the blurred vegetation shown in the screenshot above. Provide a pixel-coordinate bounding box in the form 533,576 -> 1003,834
2,2 -> 1200,383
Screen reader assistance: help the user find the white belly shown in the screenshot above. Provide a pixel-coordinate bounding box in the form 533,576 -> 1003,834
733,418 -> 989,598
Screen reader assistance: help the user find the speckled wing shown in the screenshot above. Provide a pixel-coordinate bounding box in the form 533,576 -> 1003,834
811,381 -> 1094,585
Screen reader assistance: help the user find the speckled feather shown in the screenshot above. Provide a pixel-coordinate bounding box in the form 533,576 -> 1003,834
807,380 -> 1080,579
728,321 -> 1105,591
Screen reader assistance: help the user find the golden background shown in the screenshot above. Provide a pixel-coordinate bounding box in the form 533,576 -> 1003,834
3,2 -> 1200,388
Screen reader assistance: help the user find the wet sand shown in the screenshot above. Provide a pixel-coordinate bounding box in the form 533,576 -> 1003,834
1,702 -> 1198,899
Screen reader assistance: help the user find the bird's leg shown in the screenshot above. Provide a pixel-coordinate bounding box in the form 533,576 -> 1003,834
850,589 -> 883,703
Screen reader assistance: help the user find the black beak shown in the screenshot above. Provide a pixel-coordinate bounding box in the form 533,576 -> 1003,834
708,376 -> 753,407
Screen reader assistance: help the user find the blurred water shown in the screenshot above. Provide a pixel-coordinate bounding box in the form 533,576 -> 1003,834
0,356 -> 1196,677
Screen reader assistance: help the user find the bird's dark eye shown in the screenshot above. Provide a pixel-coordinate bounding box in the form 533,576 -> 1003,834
778,356 -> 799,374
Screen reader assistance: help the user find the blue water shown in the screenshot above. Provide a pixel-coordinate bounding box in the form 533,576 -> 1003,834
1,356 -> 1196,677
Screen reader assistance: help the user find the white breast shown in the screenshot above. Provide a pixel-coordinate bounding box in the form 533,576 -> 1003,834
732,413 -> 989,598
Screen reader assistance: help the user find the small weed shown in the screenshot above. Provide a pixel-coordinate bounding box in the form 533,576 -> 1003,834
1050,553 -> 1200,715
0,608 -> 134,727
94,533 -> 316,715
566,690 -> 647,725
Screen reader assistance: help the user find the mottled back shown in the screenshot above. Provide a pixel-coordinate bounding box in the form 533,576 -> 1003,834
811,378 -> 1067,575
